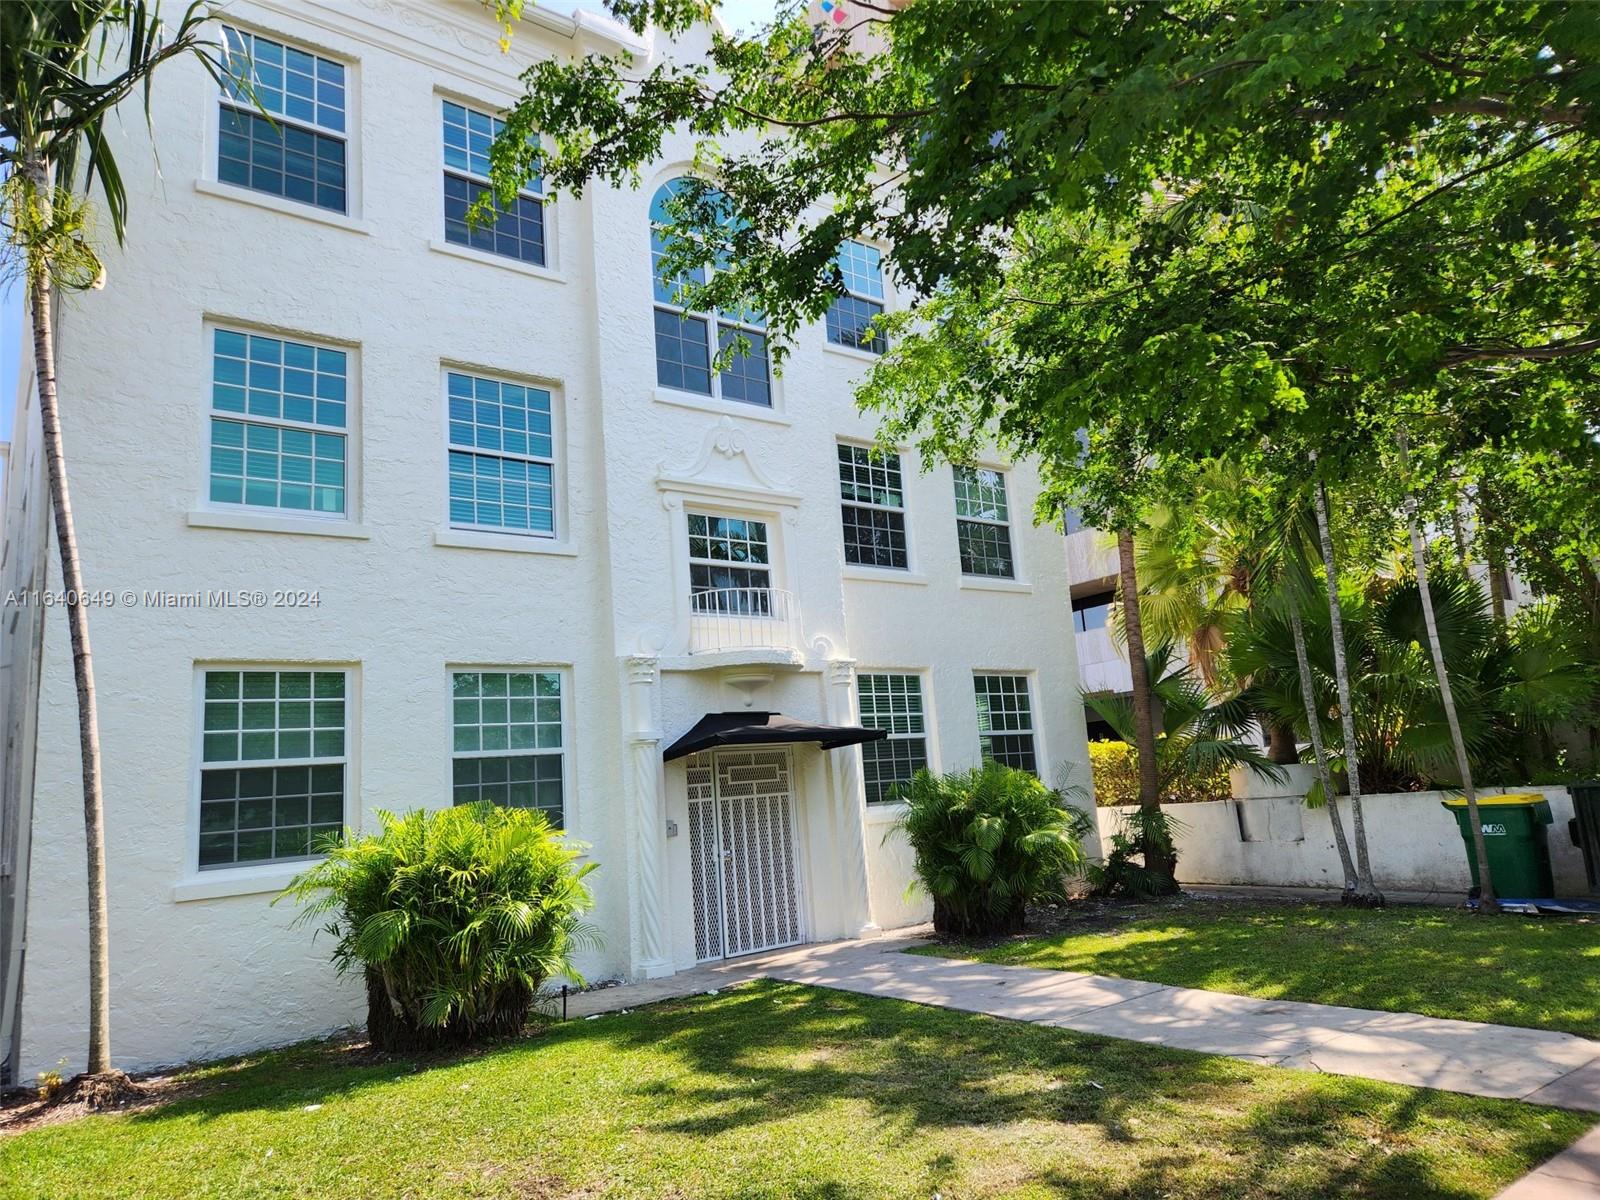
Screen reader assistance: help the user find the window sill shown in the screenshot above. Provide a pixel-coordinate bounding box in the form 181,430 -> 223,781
651,388 -> 791,426
959,576 -> 1033,594
194,179 -> 372,236
842,566 -> 928,586
822,340 -> 886,366
863,801 -> 909,823
428,239 -> 566,284
172,862 -> 309,903
434,527 -> 578,556
188,509 -> 370,540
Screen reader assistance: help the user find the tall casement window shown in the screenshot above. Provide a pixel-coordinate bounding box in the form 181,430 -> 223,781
826,240 -> 886,354
209,328 -> 347,515
198,669 -> 347,868
219,27 -> 347,213
857,673 -> 929,804
650,178 -> 770,406
446,371 -> 556,536
688,513 -> 771,614
953,466 -> 1015,579
451,670 -> 565,827
838,443 -> 908,569
974,674 -> 1038,773
442,100 -> 545,265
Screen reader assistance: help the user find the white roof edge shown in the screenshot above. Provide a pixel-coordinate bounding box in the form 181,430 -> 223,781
569,7 -> 650,54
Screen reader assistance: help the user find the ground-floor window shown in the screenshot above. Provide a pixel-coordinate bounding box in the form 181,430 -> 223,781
450,670 -> 565,826
974,673 -> 1037,773
857,672 -> 929,803
198,667 -> 347,868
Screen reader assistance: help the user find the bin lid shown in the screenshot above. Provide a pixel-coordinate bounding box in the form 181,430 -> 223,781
1441,792 -> 1546,808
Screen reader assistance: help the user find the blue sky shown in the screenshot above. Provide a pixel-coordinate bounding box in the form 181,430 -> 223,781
0,0 -> 788,454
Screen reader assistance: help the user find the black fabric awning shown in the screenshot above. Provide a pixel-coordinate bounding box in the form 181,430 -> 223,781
663,711 -> 887,762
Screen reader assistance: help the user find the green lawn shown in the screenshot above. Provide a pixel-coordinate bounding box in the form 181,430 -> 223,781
913,902 -> 1600,1038
1,982 -> 1588,1200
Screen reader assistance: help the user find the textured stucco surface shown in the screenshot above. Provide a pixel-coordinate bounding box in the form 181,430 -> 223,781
4,0 -> 1090,1078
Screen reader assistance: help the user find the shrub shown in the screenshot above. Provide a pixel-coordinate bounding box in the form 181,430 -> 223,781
893,762 -> 1088,937
1085,807 -> 1183,899
279,803 -> 597,1052
1087,739 -> 1231,806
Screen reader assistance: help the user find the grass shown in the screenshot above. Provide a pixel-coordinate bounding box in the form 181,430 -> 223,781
912,901 -> 1600,1038
1,982 -> 1589,1199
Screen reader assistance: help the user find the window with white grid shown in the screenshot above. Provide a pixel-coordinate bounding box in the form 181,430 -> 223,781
446,370 -> 556,536
650,178 -> 770,406
954,467 -> 1015,578
198,668 -> 347,869
974,673 -> 1037,773
442,99 -> 545,265
451,671 -> 565,827
688,513 -> 772,614
857,673 -> 928,804
838,443 -> 908,569
826,240 -> 886,353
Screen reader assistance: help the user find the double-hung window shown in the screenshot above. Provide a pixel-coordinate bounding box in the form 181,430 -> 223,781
857,673 -> 929,804
650,178 -> 770,406
209,328 -> 348,515
218,27 -> 347,213
198,669 -> 347,868
953,466 -> 1015,578
826,240 -> 886,354
451,670 -> 565,827
974,674 -> 1038,773
838,444 -> 908,569
446,371 -> 556,536
442,100 -> 545,265
688,513 -> 771,615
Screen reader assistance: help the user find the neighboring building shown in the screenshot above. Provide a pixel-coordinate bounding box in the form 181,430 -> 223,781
0,1 -> 1092,1082
1063,514 -> 1126,739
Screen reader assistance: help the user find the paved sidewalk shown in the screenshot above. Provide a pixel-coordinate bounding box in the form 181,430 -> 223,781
571,931 -> 1600,1112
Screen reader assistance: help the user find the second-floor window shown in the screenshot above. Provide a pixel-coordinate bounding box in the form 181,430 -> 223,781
826,240 -> 886,354
857,673 -> 929,804
838,443 -> 908,569
953,467 -> 1015,579
1072,591 -> 1114,633
209,328 -> 347,516
650,178 -> 770,406
974,673 -> 1038,773
446,371 -> 556,536
442,100 -> 546,265
219,27 -> 347,213
451,670 -> 565,827
688,513 -> 770,614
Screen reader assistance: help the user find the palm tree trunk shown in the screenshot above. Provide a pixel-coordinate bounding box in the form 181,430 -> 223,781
26,159 -> 113,1075
1400,439 -> 1498,913
1117,528 -> 1175,884
1288,602 -> 1358,894
1310,473 -> 1382,904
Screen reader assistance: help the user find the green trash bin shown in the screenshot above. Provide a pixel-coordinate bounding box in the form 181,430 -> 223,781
1441,793 -> 1554,898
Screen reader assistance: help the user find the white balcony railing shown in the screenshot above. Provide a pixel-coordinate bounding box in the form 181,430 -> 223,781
688,587 -> 802,656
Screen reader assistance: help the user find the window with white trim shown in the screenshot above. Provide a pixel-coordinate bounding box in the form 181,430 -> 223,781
826,240 -> 886,353
857,673 -> 929,804
442,99 -> 545,265
199,669 -> 347,868
209,328 -> 348,515
219,27 -> 347,213
688,513 -> 771,614
974,673 -> 1037,773
954,467 -> 1015,578
451,670 -> 565,826
446,370 -> 555,536
650,177 -> 770,406
838,443 -> 908,569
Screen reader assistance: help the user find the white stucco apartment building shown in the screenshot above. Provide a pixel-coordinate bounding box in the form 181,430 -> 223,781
0,0 -> 1092,1083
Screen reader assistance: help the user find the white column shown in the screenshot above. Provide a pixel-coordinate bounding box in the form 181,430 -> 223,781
825,657 -> 879,936
624,654 -> 672,978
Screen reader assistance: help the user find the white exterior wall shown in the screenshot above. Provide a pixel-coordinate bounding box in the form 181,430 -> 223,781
2,0 -> 1090,1079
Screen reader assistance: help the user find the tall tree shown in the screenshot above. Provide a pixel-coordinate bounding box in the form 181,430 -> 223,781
1115,527 -> 1174,887
1,0 -> 226,1098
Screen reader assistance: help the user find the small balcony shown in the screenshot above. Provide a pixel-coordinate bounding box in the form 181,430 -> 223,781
687,587 -> 804,663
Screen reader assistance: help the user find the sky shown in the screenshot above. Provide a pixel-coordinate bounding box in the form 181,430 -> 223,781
0,0 -> 790,457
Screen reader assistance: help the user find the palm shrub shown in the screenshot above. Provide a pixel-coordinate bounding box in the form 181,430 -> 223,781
893,763 -> 1087,937
279,804 -> 598,1052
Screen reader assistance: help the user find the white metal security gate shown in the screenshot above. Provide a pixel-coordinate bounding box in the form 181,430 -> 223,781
686,749 -> 804,960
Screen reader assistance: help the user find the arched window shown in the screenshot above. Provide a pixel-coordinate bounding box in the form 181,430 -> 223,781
649,178 -> 771,407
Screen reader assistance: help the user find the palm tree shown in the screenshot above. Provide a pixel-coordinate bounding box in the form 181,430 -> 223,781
2,0 -> 226,1095
1115,527 -> 1174,887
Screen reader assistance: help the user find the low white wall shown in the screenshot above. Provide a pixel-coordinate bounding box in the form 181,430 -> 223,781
1097,785 -> 1591,898
863,805 -> 932,929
